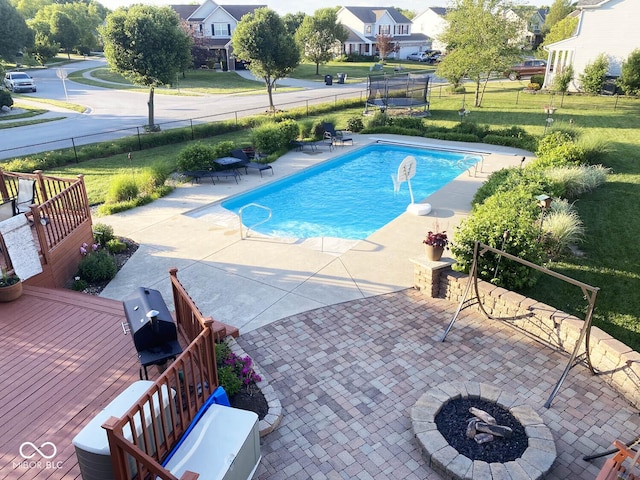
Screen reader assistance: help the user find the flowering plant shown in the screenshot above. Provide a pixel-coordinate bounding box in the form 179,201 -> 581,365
423,230 -> 448,248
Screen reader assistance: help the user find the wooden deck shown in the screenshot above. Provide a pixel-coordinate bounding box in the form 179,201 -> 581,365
0,286 -> 158,480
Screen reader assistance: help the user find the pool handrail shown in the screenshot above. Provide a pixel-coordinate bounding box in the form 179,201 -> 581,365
238,203 -> 272,239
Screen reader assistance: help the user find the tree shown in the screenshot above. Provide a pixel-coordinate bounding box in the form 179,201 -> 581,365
552,63 -> 574,93
101,5 -> 192,129
540,15 -> 577,49
31,32 -> 59,65
579,53 -> 608,95
0,0 -> 32,62
394,7 -> 416,20
295,8 -> 347,75
375,34 -> 396,63
283,12 -> 306,36
31,2 -> 107,57
50,11 -> 79,59
617,49 -> 640,96
232,8 -> 300,112
544,0 -> 574,33
437,0 -> 524,107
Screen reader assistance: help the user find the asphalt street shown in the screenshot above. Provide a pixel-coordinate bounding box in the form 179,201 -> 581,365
1,58 -> 368,160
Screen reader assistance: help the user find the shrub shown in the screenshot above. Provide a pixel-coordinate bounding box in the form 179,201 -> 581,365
451,187 -> 545,290
552,64 -> 574,93
71,277 -> 88,291
390,116 -> 425,131
346,116 -> 364,132
77,250 -> 118,283
0,90 -> 13,109
575,133 -> 613,164
544,164 -> 610,198
527,83 -> 541,91
448,85 -> 466,94
106,238 -> 127,254
579,53 -> 609,95
617,48 -> 640,96
277,119 -> 300,143
217,366 -> 242,397
541,199 -> 585,258
367,111 -> 389,128
531,142 -> 585,169
106,174 -> 139,203
176,142 -> 215,172
211,140 -> 235,159
472,167 -> 559,207
92,223 -> 115,245
530,74 -> 545,87
251,121 -> 297,154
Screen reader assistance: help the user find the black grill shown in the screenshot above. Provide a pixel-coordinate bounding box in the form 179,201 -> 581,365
122,287 -> 182,379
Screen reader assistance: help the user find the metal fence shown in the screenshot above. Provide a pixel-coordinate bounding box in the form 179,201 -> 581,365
1,88 -> 368,161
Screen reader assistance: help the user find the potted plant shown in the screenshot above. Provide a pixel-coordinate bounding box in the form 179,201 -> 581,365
423,229 -> 448,261
0,267 -> 22,302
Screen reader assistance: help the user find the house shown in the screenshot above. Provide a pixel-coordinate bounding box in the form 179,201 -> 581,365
543,0 -> 640,91
172,1 -> 266,71
412,7 -> 447,53
413,5 -> 547,54
336,6 -> 429,59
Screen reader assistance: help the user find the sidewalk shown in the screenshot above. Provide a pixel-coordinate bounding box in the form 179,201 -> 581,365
98,135 -> 529,334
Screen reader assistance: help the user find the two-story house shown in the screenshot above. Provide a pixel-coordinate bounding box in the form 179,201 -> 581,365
411,7 -> 448,53
337,6 -> 429,59
543,0 -> 640,91
173,0 -> 265,71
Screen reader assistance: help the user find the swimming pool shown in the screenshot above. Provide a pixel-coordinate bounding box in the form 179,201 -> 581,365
222,143 -> 480,239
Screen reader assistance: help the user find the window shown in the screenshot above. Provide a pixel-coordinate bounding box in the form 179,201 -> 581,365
396,24 -> 409,35
212,23 -> 230,36
366,25 -> 372,34
379,25 -> 390,35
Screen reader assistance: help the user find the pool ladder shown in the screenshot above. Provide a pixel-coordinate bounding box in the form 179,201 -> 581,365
238,203 -> 272,239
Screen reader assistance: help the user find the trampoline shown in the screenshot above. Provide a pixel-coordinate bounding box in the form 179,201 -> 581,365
366,72 -> 430,116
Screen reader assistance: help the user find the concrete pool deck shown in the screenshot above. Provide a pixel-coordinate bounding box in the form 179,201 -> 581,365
99,135 -> 531,333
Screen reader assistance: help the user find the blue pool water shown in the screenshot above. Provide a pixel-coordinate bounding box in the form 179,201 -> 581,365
222,144 -> 480,239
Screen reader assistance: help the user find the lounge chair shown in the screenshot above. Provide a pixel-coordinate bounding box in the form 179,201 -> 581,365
13,178 -> 36,215
230,149 -> 273,178
322,122 -> 353,147
183,169 -> 240,185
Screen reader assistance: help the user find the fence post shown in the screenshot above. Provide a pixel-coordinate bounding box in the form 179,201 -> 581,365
306,100 -> 309,117
614,94 -> 619,111
71,138 -> 78,163
190,119 -> 194,140
515,90 -> 519,106
136,127 -> 142,151
235,111 -> 238,125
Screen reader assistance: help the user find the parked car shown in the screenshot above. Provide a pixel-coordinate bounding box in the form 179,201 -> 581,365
407,52 -> 430,62
4,72 -> 36,92
426,51 -> 443,64
505,59 -> 547,80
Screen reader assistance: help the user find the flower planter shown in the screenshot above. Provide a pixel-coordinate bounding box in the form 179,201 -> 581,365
425,245 -> 444,262
0,281 -> 23,302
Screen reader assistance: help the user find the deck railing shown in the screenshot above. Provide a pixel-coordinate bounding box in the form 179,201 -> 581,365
0,169 -> 92,286
104,270 -> 225,480
169,267 -> 237,343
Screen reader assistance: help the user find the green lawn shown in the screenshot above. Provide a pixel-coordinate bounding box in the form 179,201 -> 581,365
37,86 -> 640,351
69,67 -> 289,95
290,59 -> 436,83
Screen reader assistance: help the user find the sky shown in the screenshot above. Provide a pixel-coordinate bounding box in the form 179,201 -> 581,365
95,0 -> 551,17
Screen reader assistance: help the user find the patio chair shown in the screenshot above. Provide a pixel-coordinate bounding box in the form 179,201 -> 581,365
13,178 -> 36,215
322,122 -> 353,147
230,149 -> 273,178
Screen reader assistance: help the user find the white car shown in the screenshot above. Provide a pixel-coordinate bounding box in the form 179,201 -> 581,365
4,72 -> 36,93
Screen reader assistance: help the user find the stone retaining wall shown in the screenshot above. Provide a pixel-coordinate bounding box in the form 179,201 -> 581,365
412,258 -> 640,410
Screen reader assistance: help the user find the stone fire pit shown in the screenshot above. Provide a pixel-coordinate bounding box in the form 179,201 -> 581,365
411,382 -> 556,480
